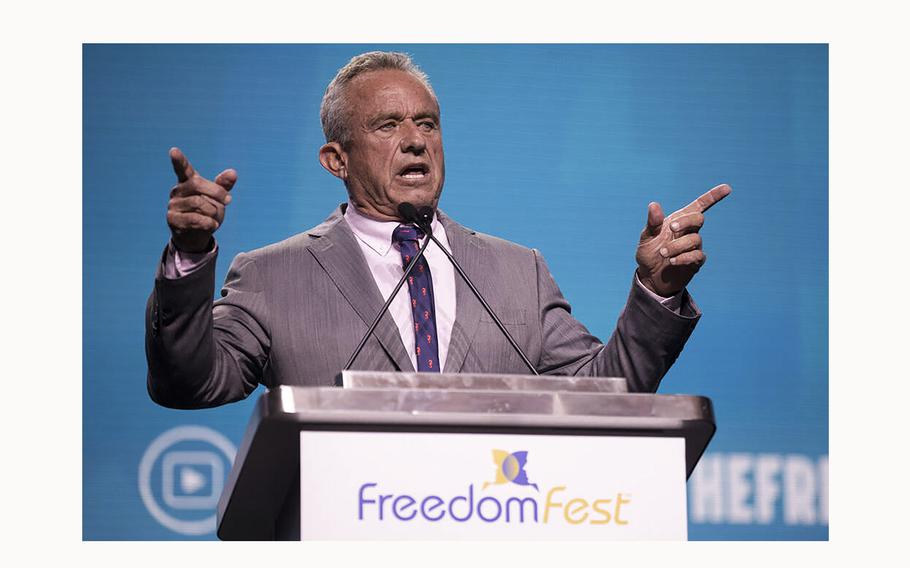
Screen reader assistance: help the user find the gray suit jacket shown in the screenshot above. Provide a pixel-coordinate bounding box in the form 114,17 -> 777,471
146,205 -> 700,408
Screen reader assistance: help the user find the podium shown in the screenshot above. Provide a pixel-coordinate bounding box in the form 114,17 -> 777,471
216,371 -> 715,540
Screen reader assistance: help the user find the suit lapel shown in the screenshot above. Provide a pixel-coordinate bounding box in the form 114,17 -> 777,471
307,206 -> 415,373
438,211 -> 485,373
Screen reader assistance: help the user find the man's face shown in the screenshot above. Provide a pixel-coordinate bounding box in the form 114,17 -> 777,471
339,70 -> 445,221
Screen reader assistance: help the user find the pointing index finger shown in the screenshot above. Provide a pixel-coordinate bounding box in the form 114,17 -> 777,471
169,147 -> 196,182
685,183 -> 732,214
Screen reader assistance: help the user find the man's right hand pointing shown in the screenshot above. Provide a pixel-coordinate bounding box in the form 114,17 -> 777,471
166,147 -> 237,253
635,183 -> 731,297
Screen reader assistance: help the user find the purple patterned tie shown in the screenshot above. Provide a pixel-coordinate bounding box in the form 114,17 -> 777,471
392,224 -> 440,372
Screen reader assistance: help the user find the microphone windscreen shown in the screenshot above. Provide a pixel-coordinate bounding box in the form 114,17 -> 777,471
397,202 -> 419,223
417,206 -> 435,228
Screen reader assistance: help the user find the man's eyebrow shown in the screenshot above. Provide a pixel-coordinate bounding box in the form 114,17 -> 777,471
413,110 -> 440,121
367,111 -> 405,126
366,110 -> 440,127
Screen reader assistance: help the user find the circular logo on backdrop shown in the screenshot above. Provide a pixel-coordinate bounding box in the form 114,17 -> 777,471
138,425 -> 237,536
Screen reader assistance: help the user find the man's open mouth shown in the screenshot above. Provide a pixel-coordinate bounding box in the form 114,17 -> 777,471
397,164 -> 430,179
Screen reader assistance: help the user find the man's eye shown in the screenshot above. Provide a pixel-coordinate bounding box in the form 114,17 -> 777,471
418,121 -> 437,131
379,122 -> 396,131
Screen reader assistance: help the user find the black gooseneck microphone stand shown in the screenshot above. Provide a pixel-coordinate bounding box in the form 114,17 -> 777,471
412,205 -> 539,376
343,203 -> 540,376
342,206 -> 433,371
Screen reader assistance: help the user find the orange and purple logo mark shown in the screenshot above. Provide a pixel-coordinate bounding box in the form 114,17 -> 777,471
483,449 -> 539,492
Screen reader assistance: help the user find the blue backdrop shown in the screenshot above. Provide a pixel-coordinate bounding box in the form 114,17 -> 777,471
83,44 -> 828,540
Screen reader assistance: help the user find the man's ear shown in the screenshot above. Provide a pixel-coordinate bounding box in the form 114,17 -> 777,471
319,142 -> 347,180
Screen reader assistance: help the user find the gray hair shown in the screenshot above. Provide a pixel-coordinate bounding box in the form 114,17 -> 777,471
320,51 -> 437,147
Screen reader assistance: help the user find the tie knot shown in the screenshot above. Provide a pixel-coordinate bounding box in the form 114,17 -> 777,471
392,224 -> 424,244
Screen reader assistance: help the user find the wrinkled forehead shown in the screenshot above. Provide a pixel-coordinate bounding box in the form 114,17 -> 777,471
346,70 -> 440,120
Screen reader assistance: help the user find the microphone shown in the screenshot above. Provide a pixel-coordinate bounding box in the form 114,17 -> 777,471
414,205 -> 540,376
342,203 -> 433,372
416,206 -> 435,234
397,202 -> 427,232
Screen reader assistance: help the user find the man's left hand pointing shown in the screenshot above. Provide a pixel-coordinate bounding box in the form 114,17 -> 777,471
636,183 -> 732,297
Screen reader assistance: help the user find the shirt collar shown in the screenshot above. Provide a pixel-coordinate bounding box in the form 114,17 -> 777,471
344,200 -> 443,257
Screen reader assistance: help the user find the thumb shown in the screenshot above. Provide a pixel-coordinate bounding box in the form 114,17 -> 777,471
644,201 -> 664,237
214,168 -> 238,192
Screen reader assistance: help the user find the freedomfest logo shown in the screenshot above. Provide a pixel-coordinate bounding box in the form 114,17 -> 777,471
358,449 -> 631,526
138,425 -> 237,536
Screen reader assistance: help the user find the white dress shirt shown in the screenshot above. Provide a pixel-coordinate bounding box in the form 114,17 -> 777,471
343,201 -> 457,372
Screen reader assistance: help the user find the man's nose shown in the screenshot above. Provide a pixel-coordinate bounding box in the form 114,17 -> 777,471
399,121 -> 426,154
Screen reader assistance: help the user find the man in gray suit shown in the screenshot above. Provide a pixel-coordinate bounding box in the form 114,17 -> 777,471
146,51 -> 730,409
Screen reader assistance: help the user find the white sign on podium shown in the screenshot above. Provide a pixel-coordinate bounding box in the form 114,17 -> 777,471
300,431 -> 687,540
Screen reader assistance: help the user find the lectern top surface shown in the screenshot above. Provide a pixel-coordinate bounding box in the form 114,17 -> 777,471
269,384 -> 711,433
340,370 -> 628,393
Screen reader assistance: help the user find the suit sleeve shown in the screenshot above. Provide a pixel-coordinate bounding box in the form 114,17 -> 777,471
145,245 -> 269,408
533,249 -> 700,392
